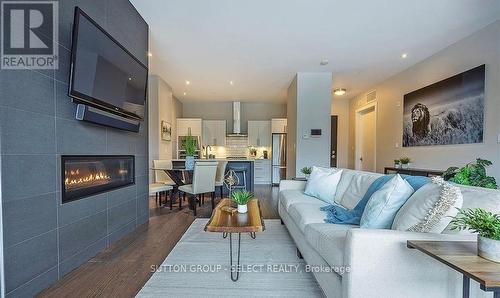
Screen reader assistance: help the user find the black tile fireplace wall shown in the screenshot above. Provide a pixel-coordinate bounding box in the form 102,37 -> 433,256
0,1 -> 148,296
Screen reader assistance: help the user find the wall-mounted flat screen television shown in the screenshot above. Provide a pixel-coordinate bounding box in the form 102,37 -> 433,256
69,7 -> 147,120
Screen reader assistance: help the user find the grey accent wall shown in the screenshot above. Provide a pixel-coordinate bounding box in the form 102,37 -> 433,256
0,122 -> 4,297
182,102 -> 286,133
0,0 -> 149,296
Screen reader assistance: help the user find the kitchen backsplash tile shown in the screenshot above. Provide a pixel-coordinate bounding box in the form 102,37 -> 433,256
225,137 -> 249,157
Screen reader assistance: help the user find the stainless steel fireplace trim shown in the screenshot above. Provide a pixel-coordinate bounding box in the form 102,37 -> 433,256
61,155 -> 136,204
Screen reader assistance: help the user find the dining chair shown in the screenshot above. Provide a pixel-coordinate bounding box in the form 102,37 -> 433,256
215,161 -> 228,199
152,160 -> 176,205
149,183 -> 173,206
178,161 -> 218,216
153,160 -> 176,185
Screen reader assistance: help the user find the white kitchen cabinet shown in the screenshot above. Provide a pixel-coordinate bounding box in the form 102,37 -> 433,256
271,118 -> 287,134
248,120 -> 271,147
202,120 -> 226,146
254,159 -> 271,184
177,118 -> 202,136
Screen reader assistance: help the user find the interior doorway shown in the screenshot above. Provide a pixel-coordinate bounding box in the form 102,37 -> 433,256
330,115 -> 338,167
355,103 -> 377,172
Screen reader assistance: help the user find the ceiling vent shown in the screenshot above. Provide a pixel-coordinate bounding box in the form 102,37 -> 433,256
366,90 -> 377,103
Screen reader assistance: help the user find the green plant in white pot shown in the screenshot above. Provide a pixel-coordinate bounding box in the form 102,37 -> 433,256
450,208 -> 500,263
183,133 -> 197,170
231,190 -> 253,214
301,167 -> 312,179
399,157 -> 411,169
394,159 -> 401,168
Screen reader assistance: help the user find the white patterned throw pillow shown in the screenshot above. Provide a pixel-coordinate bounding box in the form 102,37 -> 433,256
392,177 -> 463,233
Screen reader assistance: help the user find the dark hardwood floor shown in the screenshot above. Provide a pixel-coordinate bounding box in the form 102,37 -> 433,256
38,185 -> 280,298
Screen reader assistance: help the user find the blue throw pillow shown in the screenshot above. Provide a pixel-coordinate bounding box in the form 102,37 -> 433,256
360,174 -> 415,229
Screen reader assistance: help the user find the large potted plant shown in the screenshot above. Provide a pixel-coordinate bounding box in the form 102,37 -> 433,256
451,208 -> 500,263
183,133 -> 197,170
443,158 -> 498,189
231,190 -> 253,214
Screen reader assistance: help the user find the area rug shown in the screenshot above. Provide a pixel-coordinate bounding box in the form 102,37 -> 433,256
137,219 -> 323,297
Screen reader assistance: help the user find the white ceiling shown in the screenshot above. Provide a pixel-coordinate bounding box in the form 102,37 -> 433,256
131,0 -> 500,103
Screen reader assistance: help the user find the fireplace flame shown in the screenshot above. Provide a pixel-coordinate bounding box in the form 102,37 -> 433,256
64,171 -> 111,187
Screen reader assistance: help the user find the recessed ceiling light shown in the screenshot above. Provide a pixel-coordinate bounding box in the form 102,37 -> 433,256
185,80 -> 190,85
147,52 -> 152,57
401,53 -> 408,59
320,59 -> 329,66
230,81 -> 234,85
128,77 -> 132,80
333,88 -> 346,96
183,92 -> 187,96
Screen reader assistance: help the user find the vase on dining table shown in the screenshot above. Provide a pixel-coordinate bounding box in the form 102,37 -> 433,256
185,155 -> 195,170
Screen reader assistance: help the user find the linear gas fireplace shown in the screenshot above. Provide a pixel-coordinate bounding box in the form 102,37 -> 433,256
61,155 -> 135,203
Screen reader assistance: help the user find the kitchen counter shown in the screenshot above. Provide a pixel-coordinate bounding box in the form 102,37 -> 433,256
171,159 -> 258,193
172,158 -> 271,162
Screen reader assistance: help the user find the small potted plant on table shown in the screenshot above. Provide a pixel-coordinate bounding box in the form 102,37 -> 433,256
231,190 -> 253,214
394,159 -> 401,168
451,208 -> 500,263
399,157 -> 411,169
183,133 -> 197,170
301,167 -> 312,179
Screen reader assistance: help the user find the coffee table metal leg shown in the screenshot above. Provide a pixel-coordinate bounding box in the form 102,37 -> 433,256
250,232 -> 256,239
229,233 -> 241,282
463,275 -> 470,298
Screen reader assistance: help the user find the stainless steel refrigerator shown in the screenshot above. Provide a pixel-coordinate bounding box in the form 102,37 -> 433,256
272,133 -> 287,185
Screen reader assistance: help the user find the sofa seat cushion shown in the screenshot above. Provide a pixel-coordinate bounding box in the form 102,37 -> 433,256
305,223 -> 357,269
287,201 -> 328,233
279,190 -> 316,212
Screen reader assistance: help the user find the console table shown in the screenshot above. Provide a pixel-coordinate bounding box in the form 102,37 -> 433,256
384,167 -> 443,177
407,240 -> 500,298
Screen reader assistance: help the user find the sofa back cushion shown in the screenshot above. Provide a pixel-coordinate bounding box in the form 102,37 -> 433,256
442,184 -> 500,234
360,175 -> 415,229
304,167 -> 343,203
334,169 -> 383,209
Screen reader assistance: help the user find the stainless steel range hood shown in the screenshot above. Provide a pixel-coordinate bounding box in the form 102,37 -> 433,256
227,101 -> 247,137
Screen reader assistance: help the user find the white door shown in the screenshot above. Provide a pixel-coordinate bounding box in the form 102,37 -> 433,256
355,105 -> 376,172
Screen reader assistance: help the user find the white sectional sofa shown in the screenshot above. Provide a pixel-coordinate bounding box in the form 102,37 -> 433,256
278,168 -> 500,298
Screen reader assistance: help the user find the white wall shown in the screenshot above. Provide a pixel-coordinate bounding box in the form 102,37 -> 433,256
148,75 -> 183,182
349,20 -> 500,180
287,73 -> 333,177
332,97 -> 350,168
286,76 -> 297,178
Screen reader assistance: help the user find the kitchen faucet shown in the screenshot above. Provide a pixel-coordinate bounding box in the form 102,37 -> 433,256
204,145 -> 212,159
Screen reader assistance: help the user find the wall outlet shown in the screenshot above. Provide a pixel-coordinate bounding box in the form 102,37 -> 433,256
497,134 -> 500,143
395,142 -> 399,148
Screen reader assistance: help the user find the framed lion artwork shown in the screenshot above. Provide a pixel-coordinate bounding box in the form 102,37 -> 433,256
403,64 -> 485,147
